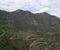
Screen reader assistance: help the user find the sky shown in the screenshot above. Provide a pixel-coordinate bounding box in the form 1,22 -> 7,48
0,0 -> 60,17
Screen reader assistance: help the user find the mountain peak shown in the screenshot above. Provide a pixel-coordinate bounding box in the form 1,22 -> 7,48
11,9 -> 24,13
35,12 -> 50,15
42,12 -> 49,14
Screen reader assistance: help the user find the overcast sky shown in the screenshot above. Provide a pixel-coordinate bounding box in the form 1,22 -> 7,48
0,0 -> 60,17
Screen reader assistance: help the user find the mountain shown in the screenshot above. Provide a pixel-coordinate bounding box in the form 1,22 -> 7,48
0,9 -> 60,50
1,10 -> 60,32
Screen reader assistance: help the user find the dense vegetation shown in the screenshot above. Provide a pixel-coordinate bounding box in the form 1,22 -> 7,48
0,9 -> 60,50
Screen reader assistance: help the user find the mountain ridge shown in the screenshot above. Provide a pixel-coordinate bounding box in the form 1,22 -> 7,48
0,9 -> 59,18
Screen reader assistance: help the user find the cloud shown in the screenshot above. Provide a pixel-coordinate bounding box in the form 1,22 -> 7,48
34,7 -> 50,13
0,0 -> 49,11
